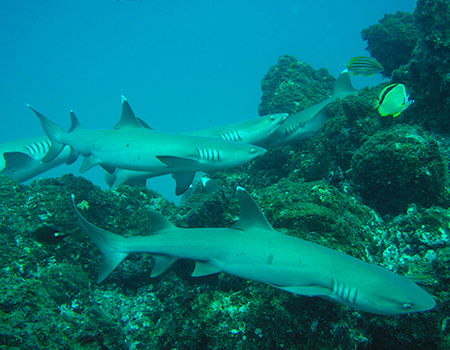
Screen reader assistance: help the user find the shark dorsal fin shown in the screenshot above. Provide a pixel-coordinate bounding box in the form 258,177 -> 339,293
113,96 -> 143,129
69,111 -> 82,132
146,210 -> 174,234
331,70 -> 358,100
232,187 -> 276,232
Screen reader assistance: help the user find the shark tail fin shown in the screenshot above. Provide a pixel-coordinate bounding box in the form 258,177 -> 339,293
27,105 -> 67,163
331,69 -> 358,100
71,195 -> 129,283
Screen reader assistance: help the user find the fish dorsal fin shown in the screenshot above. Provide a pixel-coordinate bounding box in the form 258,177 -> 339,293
232,187 -> 276,232
146,210 -> 174,234
69,111 -> 82,132
113,95 -> 143,129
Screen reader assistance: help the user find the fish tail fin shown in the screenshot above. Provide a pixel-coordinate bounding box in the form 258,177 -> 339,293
71,195 -> 129,283
331,70 -> 358,100
27,105 -> 67,163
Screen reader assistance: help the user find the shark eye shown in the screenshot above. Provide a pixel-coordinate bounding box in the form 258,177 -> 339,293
269,115 -> 275,121
403,303 -> 412,310
250,147 -> 257,154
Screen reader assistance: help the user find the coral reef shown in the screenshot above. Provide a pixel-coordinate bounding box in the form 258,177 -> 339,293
350,124 -> 449,216
258,55 -> 335,116
0,173 -> 448,349
361,11 -> 419,77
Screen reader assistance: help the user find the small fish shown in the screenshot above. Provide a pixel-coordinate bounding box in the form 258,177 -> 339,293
31,226 -> 70,245
374,83 -> 414,117
346,56 -> 384,77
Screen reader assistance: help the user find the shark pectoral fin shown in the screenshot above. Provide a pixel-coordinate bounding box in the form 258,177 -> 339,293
271,284 -> 331,296
1,152 -> 34,174
98,252 -> 129,283
79,156 -> 99,173
191,261 -> 221,277
150,255 -> 179,277
172,171 -> 196,196
156,155 -> 199,168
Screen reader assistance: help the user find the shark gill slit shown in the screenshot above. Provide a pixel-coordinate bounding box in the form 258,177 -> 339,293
197,148 -> 220,161
220,130 -> 241,141
332,279 -> 357,304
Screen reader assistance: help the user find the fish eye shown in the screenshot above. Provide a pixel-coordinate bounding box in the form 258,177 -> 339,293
269,115 -> 275,121
402,303 -> 412,310
250,147 -> 256,153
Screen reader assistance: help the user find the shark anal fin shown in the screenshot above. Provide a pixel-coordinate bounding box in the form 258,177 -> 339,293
98,252 -> 129,283
150,255 -> 179,277
192,261 -> 221,277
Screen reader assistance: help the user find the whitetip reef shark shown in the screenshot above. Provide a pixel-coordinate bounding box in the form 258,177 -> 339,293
72,187 -> 435,316
28,97 -> 266,195
0,136 -> 70,182
184,112 -> 289,146
104,112 -> 288,189
261,70 -> 358,148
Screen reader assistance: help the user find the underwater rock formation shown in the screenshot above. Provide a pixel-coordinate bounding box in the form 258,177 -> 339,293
350,124 -> 449,216
258,55 -> 335,116
361,11 -> 419,78
362,0 -> 450,133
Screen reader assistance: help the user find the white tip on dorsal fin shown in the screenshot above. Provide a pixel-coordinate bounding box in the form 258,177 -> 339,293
113,95 -> 143,129
232,187 -> 275,232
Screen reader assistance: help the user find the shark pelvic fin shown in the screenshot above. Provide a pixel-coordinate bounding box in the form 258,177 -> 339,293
150,255 -> 179,277
232,187 -> 276,232
79,156 -> 100,173
113,96 -> 143,129
192,261 -> 221,277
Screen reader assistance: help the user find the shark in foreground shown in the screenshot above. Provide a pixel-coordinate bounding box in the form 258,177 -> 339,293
72,188 -> 435,316
0,136 -> 70,182
28,97 -> 266,195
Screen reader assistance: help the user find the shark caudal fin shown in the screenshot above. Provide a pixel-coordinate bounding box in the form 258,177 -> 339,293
331,69 -> 359,100
27,105 -> 66,163
71,195 -> 129,283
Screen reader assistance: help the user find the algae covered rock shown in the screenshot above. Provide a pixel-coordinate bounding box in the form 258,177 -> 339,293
350,124 -> 449,215
361,11 -> 419,77
258,55 -> 335,116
